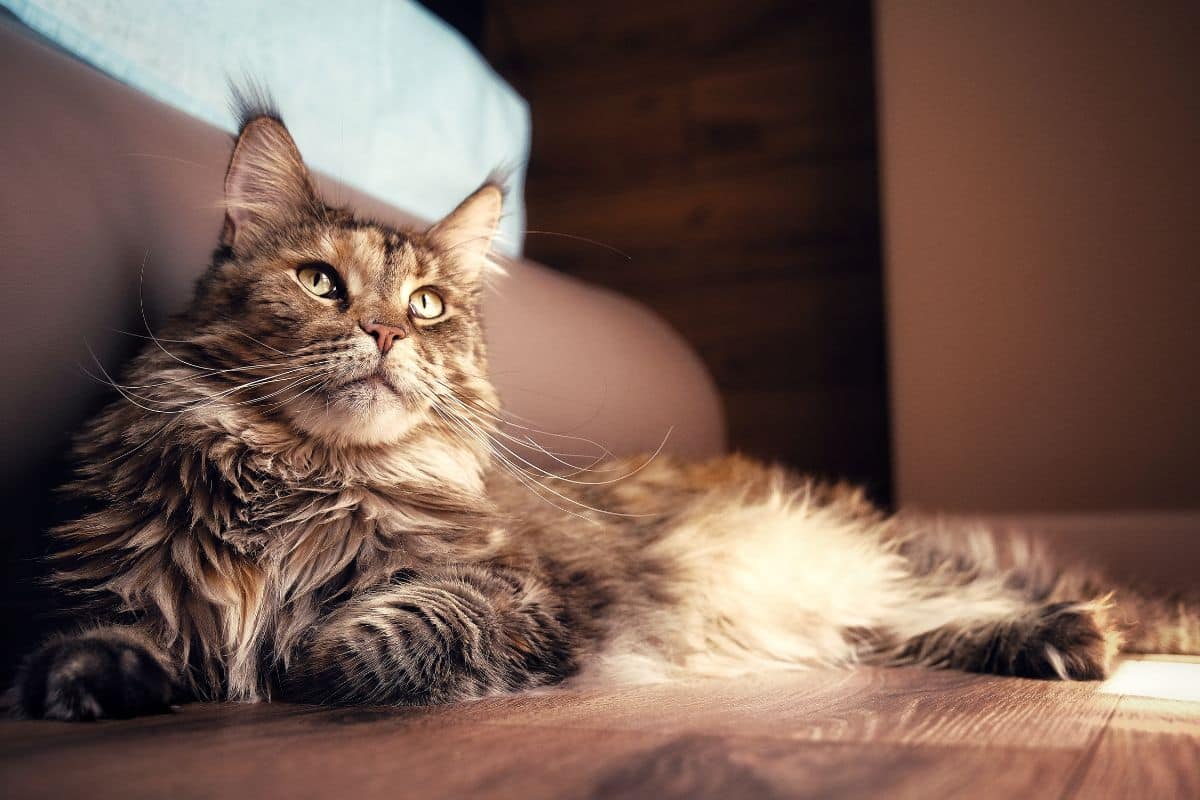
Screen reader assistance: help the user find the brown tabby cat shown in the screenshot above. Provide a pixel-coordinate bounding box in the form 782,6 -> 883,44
12,100 -> 1198,720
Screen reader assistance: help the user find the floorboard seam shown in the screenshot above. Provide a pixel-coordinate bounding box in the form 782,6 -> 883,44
1056,694 -> 1121,800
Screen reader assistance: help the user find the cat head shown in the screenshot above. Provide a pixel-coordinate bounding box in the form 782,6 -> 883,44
191,107 -> 502,449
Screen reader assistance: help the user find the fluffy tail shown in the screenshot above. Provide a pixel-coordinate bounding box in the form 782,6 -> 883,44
1111,588 -> 1200,655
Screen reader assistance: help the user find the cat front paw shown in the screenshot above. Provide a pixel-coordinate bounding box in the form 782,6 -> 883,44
14,630 -> 174,721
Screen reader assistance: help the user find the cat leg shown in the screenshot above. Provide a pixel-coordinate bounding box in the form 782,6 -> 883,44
888,599 -> 1119,680
283,565 -> 578,705
879,525 -> 1121,680
11,626 -> 177,720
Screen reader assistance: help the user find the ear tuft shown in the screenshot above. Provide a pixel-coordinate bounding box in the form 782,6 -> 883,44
229,79 -> 282,129
427,183 -> 504,281
222,112 -> 318,254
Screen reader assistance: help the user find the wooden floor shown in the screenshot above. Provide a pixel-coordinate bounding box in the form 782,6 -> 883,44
2,667 -> 1197,799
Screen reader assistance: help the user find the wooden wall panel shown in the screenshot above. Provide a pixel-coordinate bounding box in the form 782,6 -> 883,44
487,0 -> 890,500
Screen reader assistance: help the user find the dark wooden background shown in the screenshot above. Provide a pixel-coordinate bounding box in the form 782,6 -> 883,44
484,0 -> 891,502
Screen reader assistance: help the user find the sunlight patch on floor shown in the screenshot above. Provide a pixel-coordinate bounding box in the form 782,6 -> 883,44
1100,656 -> 1200,702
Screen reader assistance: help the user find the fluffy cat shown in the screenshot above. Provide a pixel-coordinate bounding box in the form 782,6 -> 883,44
11,102 -> 1198,720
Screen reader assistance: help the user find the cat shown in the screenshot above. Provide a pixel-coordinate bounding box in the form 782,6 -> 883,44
11,98 -> 1198,720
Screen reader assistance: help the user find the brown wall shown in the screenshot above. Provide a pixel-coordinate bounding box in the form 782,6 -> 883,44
877,1 -> 1200,513
487,1 -> 892,500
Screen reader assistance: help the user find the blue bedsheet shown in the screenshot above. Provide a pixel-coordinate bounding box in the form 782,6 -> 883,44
3,0 -> 530,255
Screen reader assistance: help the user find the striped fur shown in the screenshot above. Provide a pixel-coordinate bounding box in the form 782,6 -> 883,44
11,109 -> 1198,720
283,566 -> 576,705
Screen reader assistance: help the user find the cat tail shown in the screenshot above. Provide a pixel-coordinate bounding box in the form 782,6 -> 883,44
1112,587 -> 1200,656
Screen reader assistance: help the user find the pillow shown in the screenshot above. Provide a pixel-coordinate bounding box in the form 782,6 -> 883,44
2,0 -> 529,256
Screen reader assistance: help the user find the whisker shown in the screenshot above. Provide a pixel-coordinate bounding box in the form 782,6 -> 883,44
518,229 -> 632,261
429,384 -> 631,478
211,313 -> 290,355
125,152 -> 209,170
496,422 -> 670,486
114,324 -> 290,357
428,375 -> 614,458
433,366 -> 611,434
88,353 -> 332,392
84,347 -> 339,415
260,371 -> 334,414
439,394 -> 615,475
93,418 -> 174,467
446,399 -> 671,488
111,329 -> 193,344
428,398 -> 660,520
236,371 -> 329,407
490,429 -> 615,476
431,407 -> 601,525
85,341 -> 177,415
136,252 -> 212,371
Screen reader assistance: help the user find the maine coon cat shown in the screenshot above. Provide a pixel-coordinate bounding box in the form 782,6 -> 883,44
12,102 -> 1198,720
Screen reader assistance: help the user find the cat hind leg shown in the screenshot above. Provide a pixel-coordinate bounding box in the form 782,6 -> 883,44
891,600 -> 1121,680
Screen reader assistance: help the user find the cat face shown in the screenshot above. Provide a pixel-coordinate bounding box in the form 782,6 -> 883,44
193,114 -> 502,447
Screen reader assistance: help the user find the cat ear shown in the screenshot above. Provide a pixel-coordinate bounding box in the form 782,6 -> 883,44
427,183 -> 503,281
222,115 -> 318,254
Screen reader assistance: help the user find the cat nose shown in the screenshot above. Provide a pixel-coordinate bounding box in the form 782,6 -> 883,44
360,319 -> 409,355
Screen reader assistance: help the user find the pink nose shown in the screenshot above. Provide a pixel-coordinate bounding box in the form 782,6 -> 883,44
360,319 -> 408,355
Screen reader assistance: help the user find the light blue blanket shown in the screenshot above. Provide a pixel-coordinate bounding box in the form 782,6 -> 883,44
3,0 -> 529,255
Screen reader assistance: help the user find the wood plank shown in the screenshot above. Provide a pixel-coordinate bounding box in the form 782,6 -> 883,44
688,59 -> 878,175
488,1 -> 691,91
524,160 -> 879,255
0,675 -> 1109,800
529,239 -> 880,292
1068,695 -> 1200,799
526,84 -> 690,187
489,0 -> 873,96
0,712 -> 656,800
0,713 -> 1086,800
452,668 -> 1119,750
723,387 -> 890,486
0,702 -> 326,758
639,272 -> 887,390
522,56 -> 876,193
588,739 -> 1084,800
8,669 -> 1200,800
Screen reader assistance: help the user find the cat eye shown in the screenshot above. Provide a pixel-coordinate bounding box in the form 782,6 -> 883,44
409,287 -> 445,320
296,262 -> 344,299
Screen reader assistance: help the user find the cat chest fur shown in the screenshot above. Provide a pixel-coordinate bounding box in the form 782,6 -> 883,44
206,483 -> 445,699
89,414 -> 494,701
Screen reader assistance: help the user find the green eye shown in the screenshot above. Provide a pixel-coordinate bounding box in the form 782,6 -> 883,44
296,262 -> 343,299
409,287 -> 445,320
